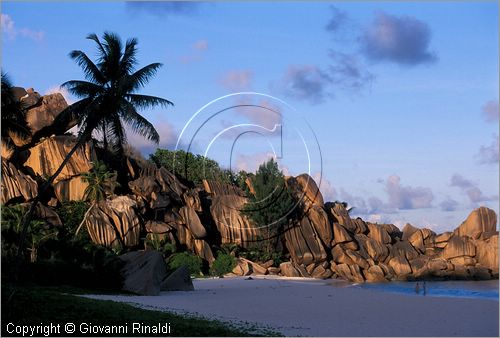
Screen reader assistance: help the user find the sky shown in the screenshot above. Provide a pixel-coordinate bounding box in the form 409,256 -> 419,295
1,1 -> 499,233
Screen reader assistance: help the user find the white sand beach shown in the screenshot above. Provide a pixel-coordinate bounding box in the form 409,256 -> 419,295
85,276 -> 499,337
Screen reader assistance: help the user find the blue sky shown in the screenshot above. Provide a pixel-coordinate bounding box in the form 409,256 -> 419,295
2,1 -> 498,232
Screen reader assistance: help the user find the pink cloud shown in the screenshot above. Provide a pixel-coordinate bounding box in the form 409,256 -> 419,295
482,100 -> 499,123
219,70 -> 253,91
180,39 -> 209,64
193,39 -> 208,51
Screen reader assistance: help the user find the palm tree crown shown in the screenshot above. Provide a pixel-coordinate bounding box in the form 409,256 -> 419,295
1,72 -> 30,149
58,32 -> 173,154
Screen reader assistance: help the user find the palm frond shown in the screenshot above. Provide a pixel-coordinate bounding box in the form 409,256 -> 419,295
121,37 -> 138,75
68,50 -> 105,84
61,80 -> 102,98
102,32 -> 123,79
124,63 -> 163,92
86,33 -> 107,65
120,100 -> 160,144
108,114 -> 127,155
125,93 -> 173,110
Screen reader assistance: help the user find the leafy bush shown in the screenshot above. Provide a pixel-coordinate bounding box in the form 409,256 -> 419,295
57,201 -> 89,233
210,253 -> 236,277
1,205 -> 56,263
241,159 -> 297,252
145,233 -> 176,256
149,149 -> 232,185
239,246 -> 283,266
167,252 -> 202,276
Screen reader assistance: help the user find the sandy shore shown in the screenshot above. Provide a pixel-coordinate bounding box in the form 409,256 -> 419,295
85,276 -> 499,336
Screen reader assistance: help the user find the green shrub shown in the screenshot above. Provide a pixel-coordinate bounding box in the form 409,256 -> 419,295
239,246 -> 283,266
149,149 -> 232,185
145,233 -> 176,256
1,204 -> 56,263
241,159 -> 297,253
167,252 -> 202,276
210,253 -> 236,277
57,201 -> 89,234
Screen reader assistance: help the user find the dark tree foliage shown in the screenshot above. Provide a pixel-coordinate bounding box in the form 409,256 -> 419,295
149,148 -> 232,185
1,72 -> 30,149
241,159 -> 296,252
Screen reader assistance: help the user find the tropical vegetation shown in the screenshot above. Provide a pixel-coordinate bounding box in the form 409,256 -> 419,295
15,31 -> 173,272
241,158 -> 297,253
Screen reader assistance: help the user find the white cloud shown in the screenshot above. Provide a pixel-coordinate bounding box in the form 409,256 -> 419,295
125,120 -> 178,156
312,172 -> 337,202
450,173 -> 498,204
439,197 -> 459,212
1,14 -> 44,42
477,134 -> 499,165
233,152 -> 275,173
385,175 -> 434,209
44,86 -> 74,104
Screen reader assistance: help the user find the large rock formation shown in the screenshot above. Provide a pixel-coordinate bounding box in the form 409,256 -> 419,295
23,135 -> 95,182
286,173 -> 324,208
1,158 -> 38,204
454,206 -> 497,238
85,196 -> 141,248
210,194 -> 262,247
119,250 -> 167,296
25,93 -> 69,135
1,90 -> 498,285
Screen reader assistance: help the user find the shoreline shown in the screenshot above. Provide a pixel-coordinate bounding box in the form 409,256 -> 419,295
85,276 -> 499,336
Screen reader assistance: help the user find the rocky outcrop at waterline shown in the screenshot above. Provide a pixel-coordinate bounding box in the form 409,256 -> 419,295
1,87 -> 498,284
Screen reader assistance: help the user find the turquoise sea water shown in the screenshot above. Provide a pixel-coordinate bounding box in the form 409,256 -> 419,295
352,280 -> 499,300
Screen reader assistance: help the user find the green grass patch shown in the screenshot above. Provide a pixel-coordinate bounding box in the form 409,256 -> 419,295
2,285 -> 279,336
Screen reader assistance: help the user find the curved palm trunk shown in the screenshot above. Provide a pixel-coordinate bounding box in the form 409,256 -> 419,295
73,202 -> 126,250
14,134 -> 88,281
75,202 -> 95,236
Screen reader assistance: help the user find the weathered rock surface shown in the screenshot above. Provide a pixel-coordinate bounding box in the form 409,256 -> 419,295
441,235 -> 476,259
284,217 -> 327,265
120,250 -> 167,296
367,223 -> 392,244
1,158 -> 37,204
287,173 -> 324,208
279,261 -> 301,277
332,222 -> 353,244
129,165 -> 186,210
388,255 -> 412,277
402,223 -> 419,241
210,194 -> 262,247
474,234 -> 499,272
203,179 -> 244,196
179,206 -> 207,239
161,265 -> 195,291
85,196 -> 141,248
364,265 -> 387,282
307,206 -> 333,247
53,176 -> 88,202
25,93 -> 68,135
454,207 -> 497,238
23,135 -> 96,184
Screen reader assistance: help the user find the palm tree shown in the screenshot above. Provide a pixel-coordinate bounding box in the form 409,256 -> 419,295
1,72 -> 31,150
75,160 -> 124,246
75,160 -> 119,233
16,32 -> 173,271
